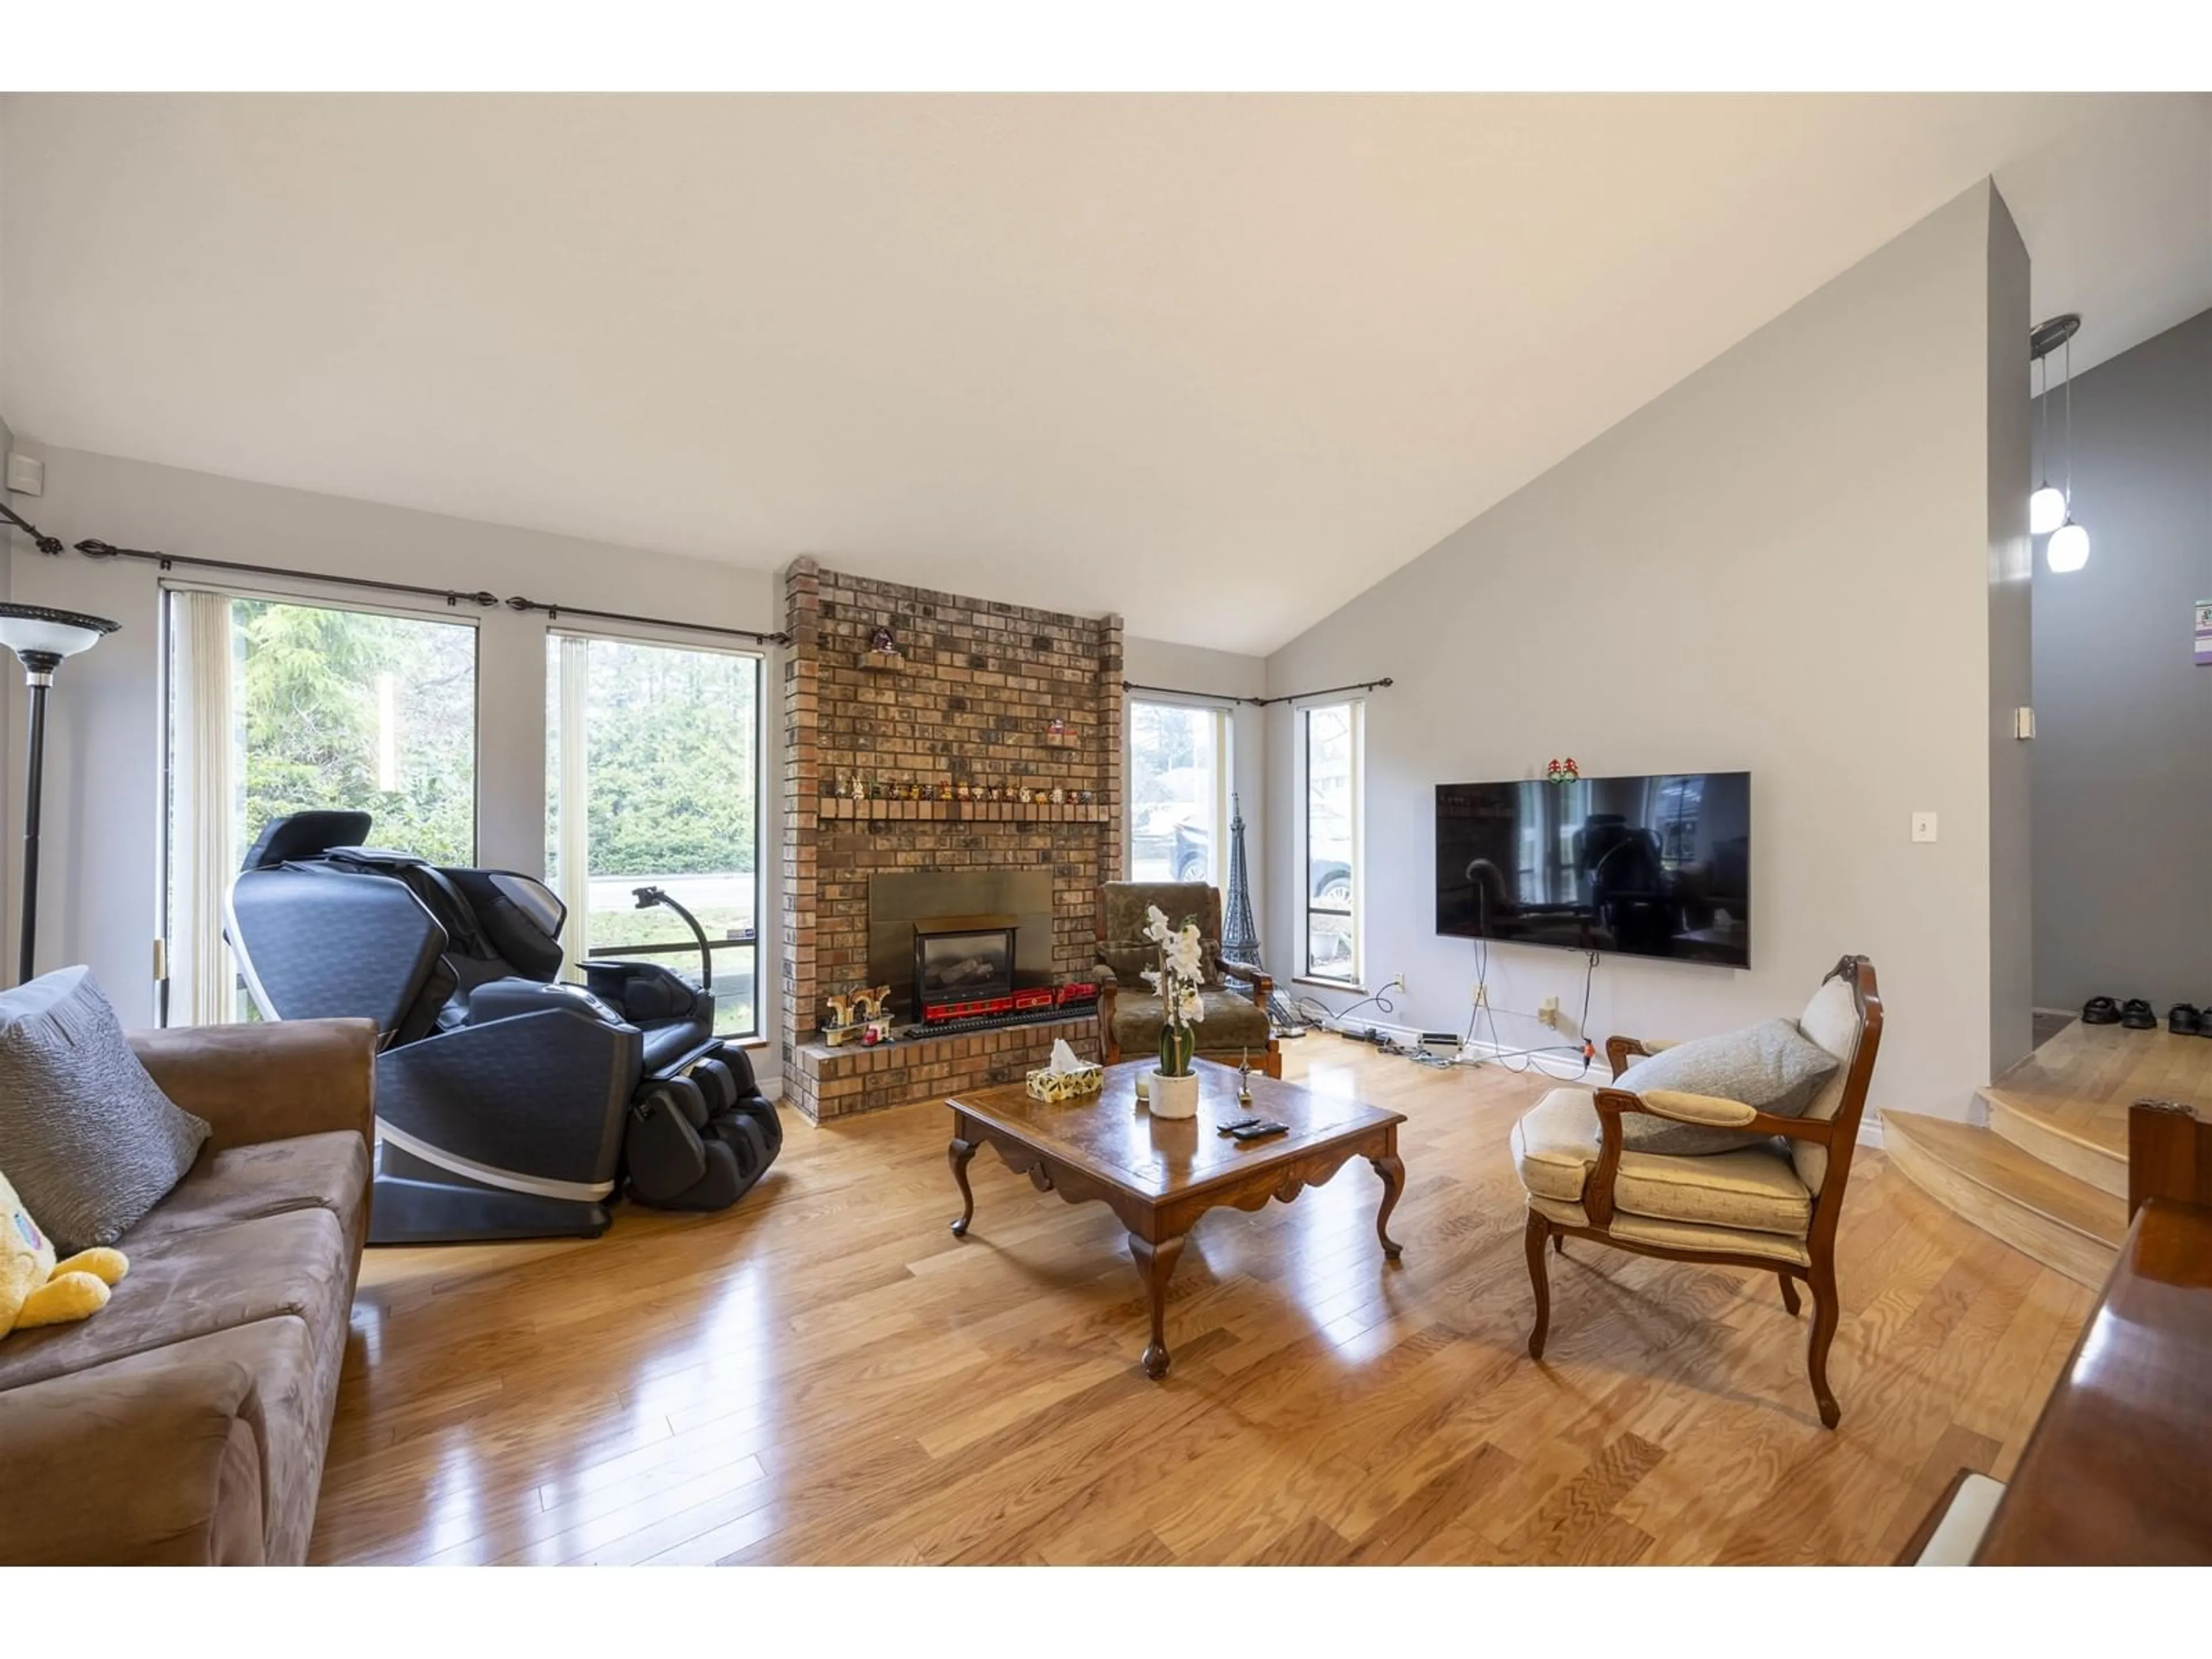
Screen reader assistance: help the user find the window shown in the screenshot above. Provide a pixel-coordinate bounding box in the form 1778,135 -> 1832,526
162,588 -> 479,1024
547,632 -> 763,1040
1127,699 -> 1229,885
1302,699 -> 1363,985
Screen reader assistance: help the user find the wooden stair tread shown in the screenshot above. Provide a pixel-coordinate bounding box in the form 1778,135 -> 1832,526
1984,1020 -> 2212,1162
1882,1111 -> 2126,1247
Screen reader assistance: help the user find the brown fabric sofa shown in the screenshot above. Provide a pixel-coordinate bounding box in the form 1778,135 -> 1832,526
0,1018 -> 374,1565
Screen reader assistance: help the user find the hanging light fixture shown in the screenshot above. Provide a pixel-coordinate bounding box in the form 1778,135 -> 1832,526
2028,351 -> 2067,535
2029,314 -> 2089,571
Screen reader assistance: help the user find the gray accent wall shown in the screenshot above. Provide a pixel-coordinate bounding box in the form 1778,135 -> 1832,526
2030,306 -> 2212,1012
1986,191 -> 2035,1078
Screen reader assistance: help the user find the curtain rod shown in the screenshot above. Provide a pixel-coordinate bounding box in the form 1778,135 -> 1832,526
1,503 -> 790,646
1122,676 -> 1392,708
503,594 -> 783,646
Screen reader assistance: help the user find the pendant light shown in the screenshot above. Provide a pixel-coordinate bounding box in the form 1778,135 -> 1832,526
2028,352 -> 2067,533
2029,315 -> 2089,573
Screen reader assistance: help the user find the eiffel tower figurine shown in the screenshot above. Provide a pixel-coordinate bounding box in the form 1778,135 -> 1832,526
1222,790 -> 1262,973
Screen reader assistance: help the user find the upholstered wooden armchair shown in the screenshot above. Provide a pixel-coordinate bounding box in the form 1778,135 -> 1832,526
1511,955 -> 1883,1427
1096,881 -> 1281,1078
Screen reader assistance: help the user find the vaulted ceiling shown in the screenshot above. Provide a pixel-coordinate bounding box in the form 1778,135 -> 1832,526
3,94 -> 2206,653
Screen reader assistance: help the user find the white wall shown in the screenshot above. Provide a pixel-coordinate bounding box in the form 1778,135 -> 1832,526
1263,181 -> 2027,1122
2,445 -> 783,1076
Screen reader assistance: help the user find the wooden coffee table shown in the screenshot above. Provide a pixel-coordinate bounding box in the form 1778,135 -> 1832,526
945,1058 -> 1407,1378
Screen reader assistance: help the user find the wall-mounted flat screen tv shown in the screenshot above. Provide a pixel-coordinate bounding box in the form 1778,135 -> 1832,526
1435,772 -> 1751,967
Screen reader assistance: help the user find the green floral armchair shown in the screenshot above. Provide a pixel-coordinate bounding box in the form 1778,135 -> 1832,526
1095,881 -> 1279,1078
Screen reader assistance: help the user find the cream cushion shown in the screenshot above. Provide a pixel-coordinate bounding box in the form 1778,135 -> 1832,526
1511,1086 -> 1813,1238
1528,1195 -> 1812,1267
1793,975 -> 1863,1195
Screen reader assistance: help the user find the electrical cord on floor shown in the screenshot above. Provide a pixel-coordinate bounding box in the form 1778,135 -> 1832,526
1463,940 -> 1597,1078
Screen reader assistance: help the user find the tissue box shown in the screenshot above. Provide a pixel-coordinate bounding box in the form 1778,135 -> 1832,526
1026,1060 -> 1103,1103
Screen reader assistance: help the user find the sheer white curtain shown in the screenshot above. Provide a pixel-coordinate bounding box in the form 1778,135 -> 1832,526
171,590 -> 238,1024
554,632 -> 592,982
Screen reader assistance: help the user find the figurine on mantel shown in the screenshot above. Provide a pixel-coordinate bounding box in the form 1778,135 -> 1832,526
869,624 -> 897,654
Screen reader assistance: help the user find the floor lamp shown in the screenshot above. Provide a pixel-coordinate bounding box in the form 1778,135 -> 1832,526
0,603 -> 120,986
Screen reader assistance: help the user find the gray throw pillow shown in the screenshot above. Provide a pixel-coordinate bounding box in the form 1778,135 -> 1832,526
1613,1016 -> 1839,1156
0,966 -> 210,1251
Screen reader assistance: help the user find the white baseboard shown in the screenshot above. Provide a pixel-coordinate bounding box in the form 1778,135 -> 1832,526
1858,1118 -> 1884,1150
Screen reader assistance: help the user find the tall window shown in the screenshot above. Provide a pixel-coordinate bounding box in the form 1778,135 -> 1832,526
1302,699 -> 1363,985
1127,699 -> 1229,885
547,632 -> 763,1040
162,588 -> 479,1024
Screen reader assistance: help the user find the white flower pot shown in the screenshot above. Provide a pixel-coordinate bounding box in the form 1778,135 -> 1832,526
1149,1069 -> 1199,1120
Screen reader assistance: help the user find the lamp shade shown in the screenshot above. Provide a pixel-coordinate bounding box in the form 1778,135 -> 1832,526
0,603 -> 120,663
2028,484 -> 2068,536
2046,520 -> 2090,574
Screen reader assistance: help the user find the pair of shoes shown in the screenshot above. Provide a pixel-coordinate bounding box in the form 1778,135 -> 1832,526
2084,995 -> 2162,1030
2169,1003 -> 2212,1037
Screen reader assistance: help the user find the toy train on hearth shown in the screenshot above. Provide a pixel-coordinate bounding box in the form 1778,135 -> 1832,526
922,981 -> 1099,1027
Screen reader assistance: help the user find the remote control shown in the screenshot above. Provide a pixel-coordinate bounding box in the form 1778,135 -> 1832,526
1229,1120 -> 1289,1141
1215,1115 -> 1262,1135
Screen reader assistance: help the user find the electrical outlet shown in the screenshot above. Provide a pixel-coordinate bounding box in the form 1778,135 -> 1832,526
1538,995 -> 1561,1029
1392,974 -> 1408,996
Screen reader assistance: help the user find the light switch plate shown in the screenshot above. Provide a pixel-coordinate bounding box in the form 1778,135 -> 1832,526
1912,812 -> 1939,843
2014,706 -> 2036,740
4,453 -> 43,496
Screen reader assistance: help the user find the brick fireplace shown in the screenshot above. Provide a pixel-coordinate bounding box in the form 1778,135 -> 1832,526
779,559 -> 1123,1119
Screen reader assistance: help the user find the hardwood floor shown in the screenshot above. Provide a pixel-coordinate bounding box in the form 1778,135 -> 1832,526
310,1037 -> 2092,1565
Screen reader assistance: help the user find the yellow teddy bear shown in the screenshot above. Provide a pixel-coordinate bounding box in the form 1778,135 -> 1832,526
2,1166 -> 129,1340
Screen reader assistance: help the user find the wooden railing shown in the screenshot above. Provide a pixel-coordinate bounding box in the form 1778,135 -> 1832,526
1965,1099 -> 2212,1564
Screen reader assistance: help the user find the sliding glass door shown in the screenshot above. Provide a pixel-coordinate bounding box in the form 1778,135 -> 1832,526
546,632 -> 762,1039
162,588 -> 479,1024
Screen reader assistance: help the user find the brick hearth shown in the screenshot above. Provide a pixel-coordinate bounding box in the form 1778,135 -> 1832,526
779,559 -> 1123,1120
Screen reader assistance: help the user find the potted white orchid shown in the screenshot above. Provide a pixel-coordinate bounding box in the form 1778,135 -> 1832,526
1141,904 -> 1207,1119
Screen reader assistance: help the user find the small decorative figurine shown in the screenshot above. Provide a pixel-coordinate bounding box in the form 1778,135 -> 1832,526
1546,756 -> 1581,783
1048,716 -> 1067,740
1237,1047 -> 1254,1105
937,781 -> 953,801
1018,785 -> 1033,805
1050,785 -> 1065,805
869,624 -> 897,654
869,779 -> 885,800
956,781 -> 972,802
848,774 -> 865,801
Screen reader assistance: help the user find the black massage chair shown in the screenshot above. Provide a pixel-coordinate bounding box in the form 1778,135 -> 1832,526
225,810 -> 781,1244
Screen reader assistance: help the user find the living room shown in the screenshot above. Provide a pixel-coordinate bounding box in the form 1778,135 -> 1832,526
3,9 -> 2209,1627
